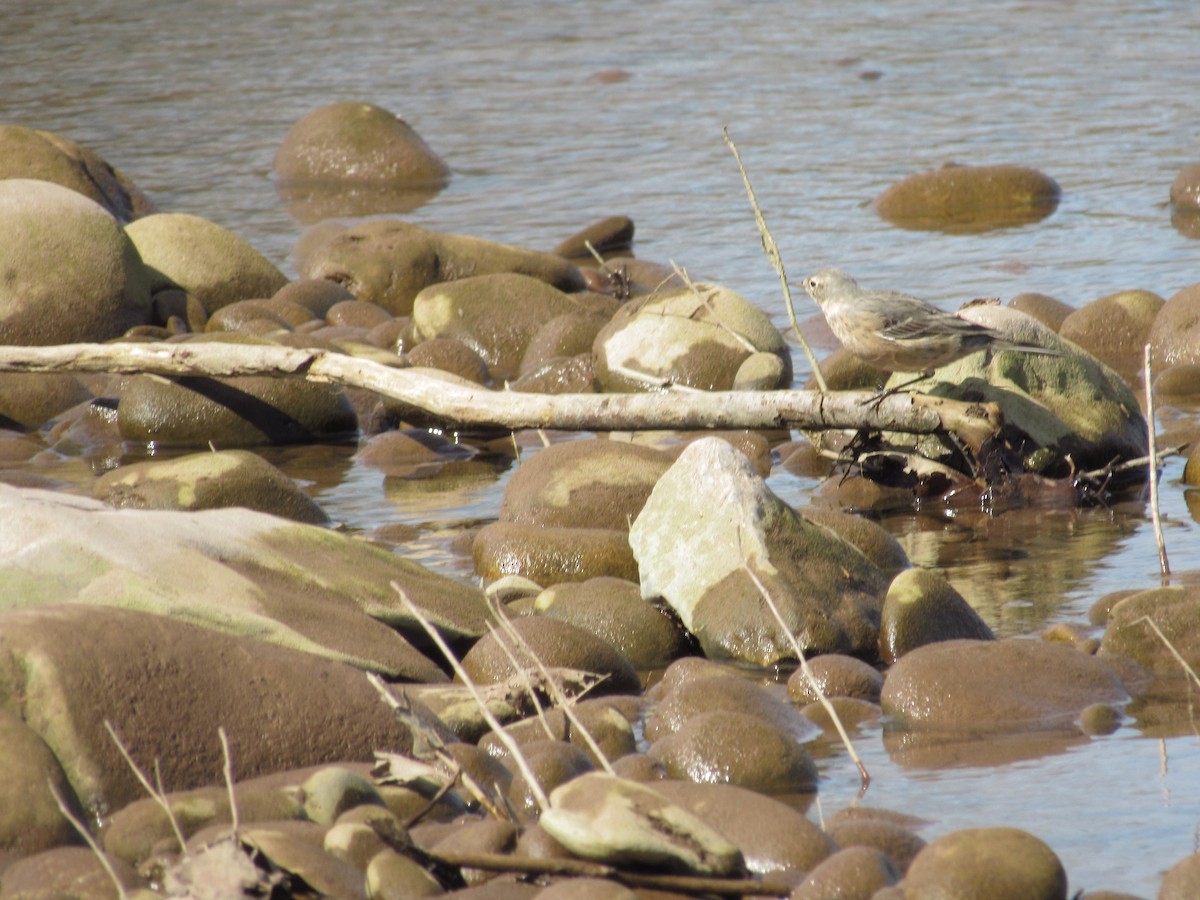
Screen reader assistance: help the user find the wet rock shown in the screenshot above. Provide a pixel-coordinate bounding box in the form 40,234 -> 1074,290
629,437 -> 887,665
593,257 -> 686,299
882,638 -> 1129,732
116,360 -> 358,448
0,179 -> 152,344
405,338 -> 490,384
299,219 -> 586,317
0,373 -> 92,431
366,847 -> 447,898
0,605 -> 454,819
205,298 -> 295,335
1161,852 -> 1200,899
593,283 -> 791,392
478,699 -> 638,769
302,766 -> 387,826
551,215 -> 635,261
1100,586 -> 1200,676
473,520 -> 639,584
271,278 -> 357,320
126,212 -> 288,315
790,845 -> 900,899
0,483 -> 487,676
93,449 -> 329,524
241,822 -> 369,899
540,772 -> 744,876
0,846 -> 147,898
650,780 -> 836,874
734,351 -> 790,391
609,753 -> 667,783
1186,446 -> 1200,487
878,568 -> 995,663
412,274 -> 590,379
646,657 -> 745,700
1149,283 -> 1200,370
788,654 -> 883,704
1009,292 -> 1074,332
800,508 -> 910,576
0,125 -> 154,222
503,741 -> 595,819
1169,163 -> 1200,211
356,428 -> 475,477
647,709 -> 818,793
809,346 -> 892,391
646,674 -> 820,744
460,615 -> 640,695
0,709 -> 82,858
520,313 -> 610,375
1059,289 -> 1165,379
797,696 -> 882,732
1155,364 -> 1200,408
533,577 -> 690,669
509,355 -> 600,394
326,298 -> 394,330
901,827 -> 1068,899
873,163 -> 1061,233
824,818 -> 926,873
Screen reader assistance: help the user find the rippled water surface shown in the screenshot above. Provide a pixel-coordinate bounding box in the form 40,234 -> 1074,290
5,0 -> 1200,893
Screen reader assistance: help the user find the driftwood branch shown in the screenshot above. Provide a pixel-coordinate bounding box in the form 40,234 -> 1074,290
0,342 -> 1001,446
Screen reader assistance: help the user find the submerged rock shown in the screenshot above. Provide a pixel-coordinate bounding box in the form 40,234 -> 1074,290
630,437 -> 887,665
873,163 -> 1061,233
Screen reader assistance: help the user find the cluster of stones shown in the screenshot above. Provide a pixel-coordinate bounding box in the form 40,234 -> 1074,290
2,109 -> 1200,898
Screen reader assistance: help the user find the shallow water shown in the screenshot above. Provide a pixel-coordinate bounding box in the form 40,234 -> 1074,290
5,0 -> 1200,893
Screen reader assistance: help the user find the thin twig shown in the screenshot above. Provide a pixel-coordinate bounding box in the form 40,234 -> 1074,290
485,620 -> 557,740
47,780 -> 129,900
104,720 -> 188,855
1144,345 -> 1169,580
218,727 -> 239,836
392,582 -> 551,811
722,126 -> 827,393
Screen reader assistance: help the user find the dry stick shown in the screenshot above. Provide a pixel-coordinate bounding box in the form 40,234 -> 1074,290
392,582 -> 551,812
1144,345 -> 1170,580
218,727 -> 240,836
484,619 -> 558,741
426,848 -> 792,897
722,126 -> 827,394
487,598 -> 617,775
104,720 -> 189,855
46,780 -> 130,900
672,261 -> 759,355
738,554 -> 870,790
0,343 -> 995,441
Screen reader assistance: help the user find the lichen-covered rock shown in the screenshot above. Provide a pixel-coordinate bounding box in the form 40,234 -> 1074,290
0,124 -> 154,222
873,163 -> 1061,233
630,437 -> 887,665
593,283 -> 791,392
125,212 -> 288,315
0,179 -> 152,344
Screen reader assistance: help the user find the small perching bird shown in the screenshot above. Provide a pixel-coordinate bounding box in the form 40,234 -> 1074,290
802,267 -> 1059,374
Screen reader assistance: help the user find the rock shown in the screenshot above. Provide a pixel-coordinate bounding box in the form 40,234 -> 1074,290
116,357 -> 358,448
534,877 -> 637,900
125,212 -> 288,315
539,772 -> 744,876
473,521 -> 639,585
533,578 -> 690,669
0,846 -> 146,898
240,823 -> 368,899
788,654 -> 883,704
509,355 -> 600,394
355,428 -> 476,478
1059,289 -> 1165,380
205,298 -> 295,335
302,767 -> 387,826
299,220 -> 586,317
1169,164 -> 1200,211
503,741 -> 595,820
477,699 -> 638,769
800,508 -> 910,576
460,615 -> 640,695
1100,586 -> 1200,676
0,605 -> 455,819
824,817 -> 926,873
551,215 -> 635,261
0,125 -> 154,222
405,338 -> 490,384
872,164 -> 1061,233
366,848 -> 447,898
878,568 -> 995,663
901,827 -> 1068,899
1009,292 -> 1074,332
1149,283 -> 1200,370
0,483 -> 488,676
882,638 -> 1129,732
0,373 -> 92,432
650,780 -> 837,874
274,101 -> 450,222
593,283 -> 791,392
790,846 -> 900,899
645,675 -> 820,744
629,437 -> 887,665
520,313 -> 611,376
0,179 -> 152,344
647,709 -> 818,794
1161,852 -> 1200,900
271,278 -> 357,319
0,709 -> 82,858
412,274 -> 590,379
92,449 -> 329,524
1155,364 -> 1200,408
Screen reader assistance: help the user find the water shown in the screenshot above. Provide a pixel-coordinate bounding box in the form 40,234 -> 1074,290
4,0 -> 1200,892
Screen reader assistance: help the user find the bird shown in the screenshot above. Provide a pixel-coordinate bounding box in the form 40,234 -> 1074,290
801,267 -> 1059,375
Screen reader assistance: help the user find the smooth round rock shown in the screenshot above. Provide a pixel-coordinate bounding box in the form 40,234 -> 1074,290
365,848 -> 447,898
873,164 -> 1061,233
0,179 -> 152,344
879,568 -> 995,663
1059,289 -> 1165,378
302,767 -> 387,826
824,817 -> 926,873
902,827 -> 1068,899
646,675 -> 820,744
1170,164 -> 1200,211
1149,283 -> 1200,370
788,654 -> 883,704
1009,292 -> 1073,332
473,520 -> 639,585
790,845 -> 900,899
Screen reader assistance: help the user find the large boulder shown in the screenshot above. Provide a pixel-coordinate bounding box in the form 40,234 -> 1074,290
0,179 -> 152,344
125,212 -> 288,315
629,437 -> 888,665
0,125 -> 154,222
299,219 -> 586,317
